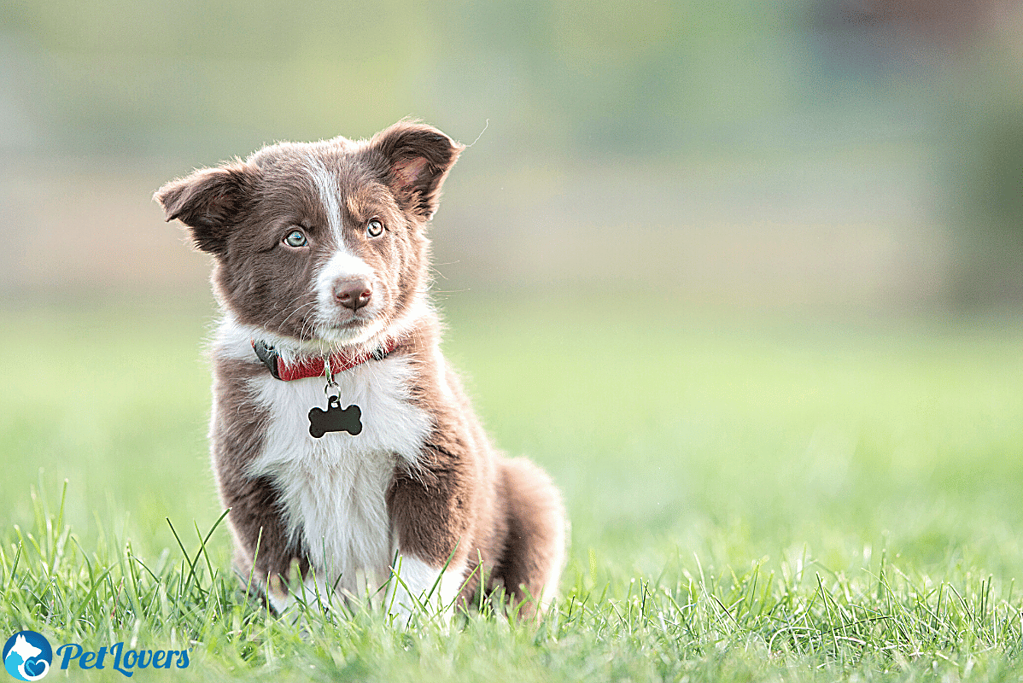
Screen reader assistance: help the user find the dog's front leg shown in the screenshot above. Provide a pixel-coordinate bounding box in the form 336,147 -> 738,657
384,447 -> 474,621
220,473 -> 309,615
383,552 -> 468,623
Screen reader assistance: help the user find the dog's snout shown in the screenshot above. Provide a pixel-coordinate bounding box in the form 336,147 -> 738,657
333,278 -> 373,311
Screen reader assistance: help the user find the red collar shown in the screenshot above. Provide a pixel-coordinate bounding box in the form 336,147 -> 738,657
251,338 -> 399,381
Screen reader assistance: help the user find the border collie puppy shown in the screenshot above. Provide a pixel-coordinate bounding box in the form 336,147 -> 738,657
155,121 -> 565,618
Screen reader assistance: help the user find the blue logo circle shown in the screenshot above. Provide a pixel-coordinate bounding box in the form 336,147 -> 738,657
2,632 -> 51,681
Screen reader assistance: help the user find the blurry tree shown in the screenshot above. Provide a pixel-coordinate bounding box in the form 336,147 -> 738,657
814,0 -> 1023,306
0,0 -> 814,159
945,42 -> 1023,306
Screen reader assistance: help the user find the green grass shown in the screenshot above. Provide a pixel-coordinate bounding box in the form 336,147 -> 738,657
2,294 -> 1023,681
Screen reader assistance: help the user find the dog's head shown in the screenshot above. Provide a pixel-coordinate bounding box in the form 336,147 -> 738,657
155,121 -> 462,351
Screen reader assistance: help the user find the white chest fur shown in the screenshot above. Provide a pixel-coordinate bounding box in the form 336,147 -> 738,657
216,322 -> 432,598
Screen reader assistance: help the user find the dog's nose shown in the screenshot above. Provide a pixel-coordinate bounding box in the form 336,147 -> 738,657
333,278 -> 373,311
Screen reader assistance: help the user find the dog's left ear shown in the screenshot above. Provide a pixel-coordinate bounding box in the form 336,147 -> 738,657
154,162 -> 257,256
370,121 -> 464,221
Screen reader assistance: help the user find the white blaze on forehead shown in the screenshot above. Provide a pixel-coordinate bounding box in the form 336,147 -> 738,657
307,156 -> 343,242
307,154 -> 378,321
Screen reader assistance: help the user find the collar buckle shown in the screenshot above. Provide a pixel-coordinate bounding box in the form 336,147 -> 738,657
252,339 -> 281,380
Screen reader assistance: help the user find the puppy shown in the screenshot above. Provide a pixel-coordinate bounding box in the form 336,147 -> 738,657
155,121 -> 565,618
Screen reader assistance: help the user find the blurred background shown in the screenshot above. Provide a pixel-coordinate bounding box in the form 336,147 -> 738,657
1,0 -> 1021,310
2,0 -> 1023,582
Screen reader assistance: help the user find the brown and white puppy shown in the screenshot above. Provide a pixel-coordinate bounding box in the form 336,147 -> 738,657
155,121 -> 565,618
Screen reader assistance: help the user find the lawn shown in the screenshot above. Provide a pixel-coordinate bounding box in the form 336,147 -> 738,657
2,294 -> 1022,681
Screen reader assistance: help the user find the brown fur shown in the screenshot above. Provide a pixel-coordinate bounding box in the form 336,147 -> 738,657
156,120 -> 566,617
210,356 -> 307,590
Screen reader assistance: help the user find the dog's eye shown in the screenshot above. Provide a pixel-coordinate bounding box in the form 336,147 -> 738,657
283,229 -> 308,248
366,218 -> 384,238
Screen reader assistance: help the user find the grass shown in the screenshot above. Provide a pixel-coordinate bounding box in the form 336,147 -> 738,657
2,293 -> 1023,681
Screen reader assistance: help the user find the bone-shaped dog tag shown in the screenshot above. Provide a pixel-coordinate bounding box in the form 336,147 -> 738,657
308,396 -> 363,438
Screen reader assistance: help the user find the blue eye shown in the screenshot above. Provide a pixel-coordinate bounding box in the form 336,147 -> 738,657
367,218 -> 384,238
283,229 -> 308,248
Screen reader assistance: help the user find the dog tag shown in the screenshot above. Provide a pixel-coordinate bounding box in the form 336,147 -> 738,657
308,396 -> 363,438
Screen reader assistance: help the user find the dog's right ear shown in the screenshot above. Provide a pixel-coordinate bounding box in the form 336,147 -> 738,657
369,121 -> 464,222
154,163 -> 256,256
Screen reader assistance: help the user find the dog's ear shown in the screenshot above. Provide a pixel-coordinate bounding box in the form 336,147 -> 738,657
154,162 -> 256,255
370,121 -> 464,221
